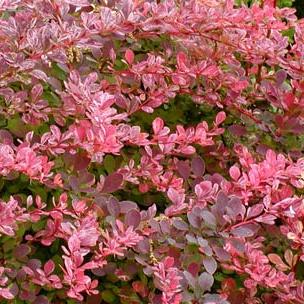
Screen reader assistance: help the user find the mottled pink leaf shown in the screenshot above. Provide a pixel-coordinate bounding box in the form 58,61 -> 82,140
64,0 -> 90,6
247,204 -> 264,219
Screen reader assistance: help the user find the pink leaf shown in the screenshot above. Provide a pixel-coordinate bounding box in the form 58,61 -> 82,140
152,117 -> 164,135
176,52 -> 188,70
0,289 -> 14,300
229,165 -> 241,181
268,254 -> 289,271
125,49 -> 134,65
163,256 -> 175,268
44,260 -> 55,275
215,111 -> 226,125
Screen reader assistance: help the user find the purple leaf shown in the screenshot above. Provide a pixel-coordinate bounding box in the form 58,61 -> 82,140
14,244 -> 31,260
191,157 -> 205,176
125,209 -> 141,228
203,256 -> 217,274
227,197 -> 246,218
197,237 -> 208,248
187,207 -> 201,228
231,224 -> 258,237
137,238 -> 150,254
33,296 -> 49,304
198,272 -> 214,292
176,160 -> 191,180
8,283 -> 19,297
183,271 -> 196,288
92,268 -> 106,277
186,234 -> 198,244
276,69 -> 287,86
173,218 -> 189,231
102,172 -> 123,193
107,198 -> 120,217
119,201 -> 138,213
201,211 -> 217,228
160,220 -> 171,234
141,204 -> 157,220
27,259 -> 42,271
228,124 -> 246,136
213,246 -> 231,262
0,130 -> 13,145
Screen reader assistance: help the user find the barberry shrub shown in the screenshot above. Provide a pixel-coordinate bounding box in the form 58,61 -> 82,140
0,0 -> 304,303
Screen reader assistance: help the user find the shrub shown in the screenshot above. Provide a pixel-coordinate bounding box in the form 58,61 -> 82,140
0,0 -> 304,303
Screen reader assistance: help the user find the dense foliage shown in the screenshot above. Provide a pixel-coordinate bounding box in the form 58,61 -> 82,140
0,0 -> 304,303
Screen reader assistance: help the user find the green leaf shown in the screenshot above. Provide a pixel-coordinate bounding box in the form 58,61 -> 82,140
28,185 -> 48,201
52,254 -> 63,270
214,273 -> 225,282
16,224 -> 26,238
282,28 -> 295,43
50,239 -> 60,255
101,290 -> 117,303
43,91 -> 62,107
7,116 -> 30,137
32,219 -> 46,232
103,155 -> 116,174
7,183 -> 22,194
3,239 -> 16,253
50,63 -> 67,81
